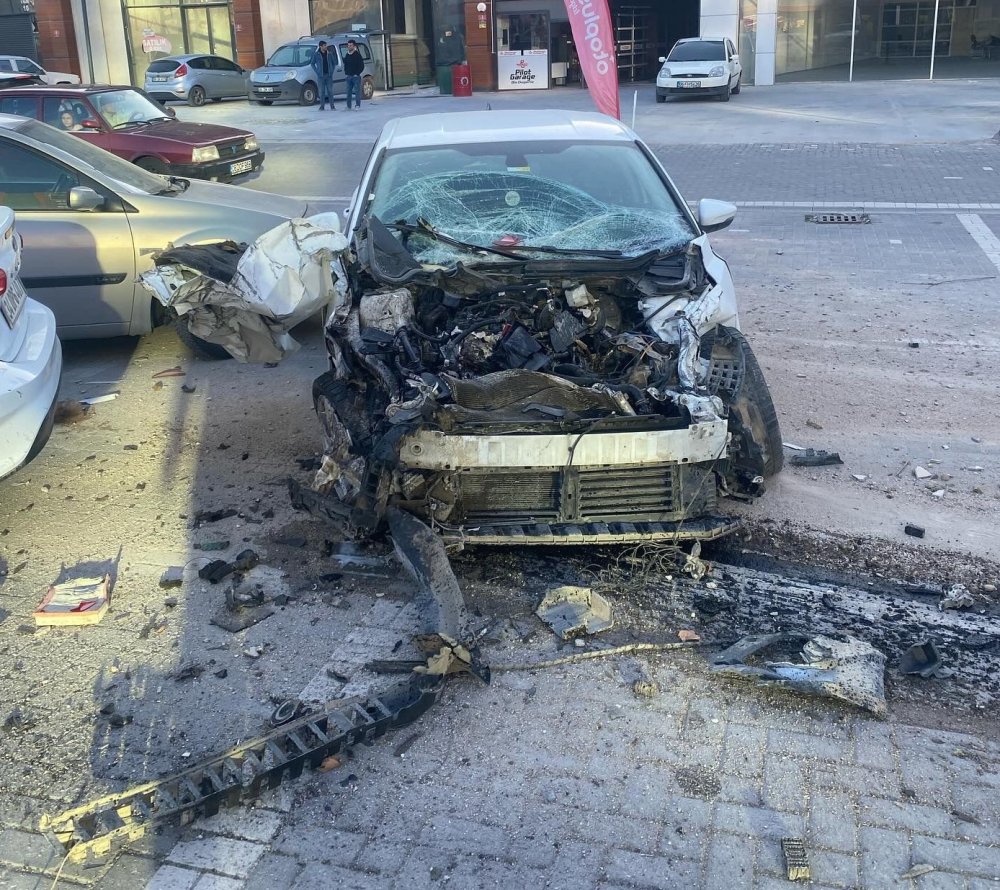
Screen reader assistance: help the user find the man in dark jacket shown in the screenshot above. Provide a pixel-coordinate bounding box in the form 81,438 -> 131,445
343,39 -> 365,109
310,40 -> 336,110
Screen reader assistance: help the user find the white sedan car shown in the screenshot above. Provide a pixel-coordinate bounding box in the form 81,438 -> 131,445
656,37 -> 742,103
0,205 -> 62,479
0,55 -> 81,85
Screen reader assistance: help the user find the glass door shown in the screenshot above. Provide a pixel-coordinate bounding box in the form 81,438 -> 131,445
182,4 -> 234,59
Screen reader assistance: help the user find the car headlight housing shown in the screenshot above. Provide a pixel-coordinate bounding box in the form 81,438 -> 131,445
709,65 -> 725,77
192,145 -> 220,163
244,137 -> 258,152
284,70 -> 297,81
660,66 -> 672,77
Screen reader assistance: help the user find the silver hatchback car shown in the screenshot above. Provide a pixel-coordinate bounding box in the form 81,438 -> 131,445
144,54 -> 249,106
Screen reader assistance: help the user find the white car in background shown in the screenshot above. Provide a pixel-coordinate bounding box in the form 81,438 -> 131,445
0,205 -> 62,479
656,37 -> 742,103
0,55 -> 81,85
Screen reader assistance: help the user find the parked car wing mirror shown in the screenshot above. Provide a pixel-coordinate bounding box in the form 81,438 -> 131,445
80,118 -> 101,129
697,198 -> 737,233
166,107 -> 177,118
68,186 -> 105,212
658,56 -> 666,63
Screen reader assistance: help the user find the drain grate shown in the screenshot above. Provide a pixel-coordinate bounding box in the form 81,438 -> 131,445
805,211 -> 871,224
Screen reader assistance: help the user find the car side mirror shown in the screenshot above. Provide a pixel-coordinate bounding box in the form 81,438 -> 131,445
68,186 -> 105,211
697,198 -> 737,233
166,107 -> 177,118
658,56 -> 666,63
80,118 -> 101,129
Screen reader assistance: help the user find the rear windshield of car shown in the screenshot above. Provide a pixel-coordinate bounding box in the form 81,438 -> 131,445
266,44 -> 315,66
10,118 -> 171,194
147,60 -> 180,73
667,41 -> 726,61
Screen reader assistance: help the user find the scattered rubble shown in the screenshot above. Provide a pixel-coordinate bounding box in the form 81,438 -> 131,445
159,566 -> 185,588
536,586 -> 614,639
899,640 -> 942,678
914,466 -> 933,479
789,449 -> 843,467
903,524 -> 925,539
939,584 -> 975,611
712,633 -> 888,716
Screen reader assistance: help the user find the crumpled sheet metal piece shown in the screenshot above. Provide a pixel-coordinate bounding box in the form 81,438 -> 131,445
712,633 -> 888,716
536,586 -> 614,639
139,213 -> 349,363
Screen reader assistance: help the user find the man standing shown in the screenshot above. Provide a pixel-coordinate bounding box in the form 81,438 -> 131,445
343,39 -> 365,109
311,40 -> 336,110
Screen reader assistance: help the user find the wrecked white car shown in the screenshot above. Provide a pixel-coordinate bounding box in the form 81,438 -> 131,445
299,110 -> 783,545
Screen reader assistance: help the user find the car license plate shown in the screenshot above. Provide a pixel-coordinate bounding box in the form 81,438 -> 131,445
152,75 -> 168,82
229,159 -> 254,175
256,87 -> 275,93
1,274 -> 26,329
680,81 -> 701,88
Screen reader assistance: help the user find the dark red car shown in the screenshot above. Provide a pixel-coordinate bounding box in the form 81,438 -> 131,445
0,84 -> 263,181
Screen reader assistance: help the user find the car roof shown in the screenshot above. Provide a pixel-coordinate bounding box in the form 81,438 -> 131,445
378,110 -> 634,149
153,53 -> 229,61
675,37 -> 725,44
0,84 -> 136,94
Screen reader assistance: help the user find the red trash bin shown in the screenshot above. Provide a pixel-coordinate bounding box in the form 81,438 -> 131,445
452,63 -> 472,97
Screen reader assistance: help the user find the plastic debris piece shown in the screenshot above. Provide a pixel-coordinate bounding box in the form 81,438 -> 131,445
789,449 -> 843,467
903,524 -> 925,538
712,633 -> 887,716
900,864 -> 936,880
782,442 -> 806,451
159,566 -> 184,588
914,466 -> 932,479
152,366 -> 185,379
899,640 -> 942,678
781,838 -> 810,882
939,584 -> 974,611
34,575 -> 111,627
195,508 -> 237,524
195,541 -> 230,552
199,560 -> 233,584
536,586 -> 614,640
79,392 -> 120,406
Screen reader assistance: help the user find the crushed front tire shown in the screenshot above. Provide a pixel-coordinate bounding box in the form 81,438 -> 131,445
710,326 -> 783,479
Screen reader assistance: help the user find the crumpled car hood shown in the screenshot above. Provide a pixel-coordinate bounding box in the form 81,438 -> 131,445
138,212 -> 349,363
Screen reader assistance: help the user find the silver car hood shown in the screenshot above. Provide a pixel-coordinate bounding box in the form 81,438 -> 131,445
172,181 -> 306,218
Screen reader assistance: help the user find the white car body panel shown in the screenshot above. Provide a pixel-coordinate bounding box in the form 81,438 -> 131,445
0,206 -> 62,479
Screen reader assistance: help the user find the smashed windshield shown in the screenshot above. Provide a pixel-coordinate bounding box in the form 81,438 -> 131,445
266,44 -> 315,66
668,41 -> 726,61
368,141 -> 695,265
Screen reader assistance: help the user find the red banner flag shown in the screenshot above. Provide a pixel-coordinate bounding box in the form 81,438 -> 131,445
564,0 -> 620,120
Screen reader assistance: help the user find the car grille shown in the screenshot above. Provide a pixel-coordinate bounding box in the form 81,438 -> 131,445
217,140 -> 248,160
676,72 -> 709,79
454,462 -> 716,525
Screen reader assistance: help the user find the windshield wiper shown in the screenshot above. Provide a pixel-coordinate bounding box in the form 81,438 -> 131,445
498,243 -> 623,258
112,121 -> 146,130
386,219 -> 524,260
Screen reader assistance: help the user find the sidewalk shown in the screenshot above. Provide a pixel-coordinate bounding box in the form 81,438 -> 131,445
182,79 -> 1000,145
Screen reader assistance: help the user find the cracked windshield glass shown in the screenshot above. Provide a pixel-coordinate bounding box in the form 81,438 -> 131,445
369,141 -> 695,264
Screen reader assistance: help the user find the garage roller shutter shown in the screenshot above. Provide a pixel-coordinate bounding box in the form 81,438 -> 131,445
0,15 -> 37,62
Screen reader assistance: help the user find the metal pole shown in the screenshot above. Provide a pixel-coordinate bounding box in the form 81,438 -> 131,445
848,0 -> 857,82
929,0 -> 940,80
631,89 -> 637,129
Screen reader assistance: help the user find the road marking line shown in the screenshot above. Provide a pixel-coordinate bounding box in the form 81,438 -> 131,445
733,201 -> 1000,210
958,213 -> 1000,269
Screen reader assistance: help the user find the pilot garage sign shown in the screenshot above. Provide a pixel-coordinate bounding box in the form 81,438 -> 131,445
498,50 -> 549,90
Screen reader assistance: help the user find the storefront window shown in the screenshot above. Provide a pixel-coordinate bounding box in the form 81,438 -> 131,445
739,0 -> 758,83
774,1 -> 998,82
124,0 -> 235,87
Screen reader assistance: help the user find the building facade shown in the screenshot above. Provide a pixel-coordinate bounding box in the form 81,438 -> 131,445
16,0 -> 1000,89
